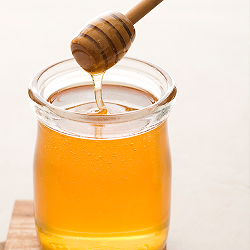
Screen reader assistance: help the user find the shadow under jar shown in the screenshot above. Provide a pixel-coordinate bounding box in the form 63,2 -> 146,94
28,57 -> 177,250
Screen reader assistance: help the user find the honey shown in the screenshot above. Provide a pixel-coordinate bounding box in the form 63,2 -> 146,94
33,84 -> 171,250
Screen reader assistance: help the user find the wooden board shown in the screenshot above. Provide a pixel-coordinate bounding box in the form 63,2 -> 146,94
0,243 -> 5,250
4,201 -> 167,250
4,200 -> 40,250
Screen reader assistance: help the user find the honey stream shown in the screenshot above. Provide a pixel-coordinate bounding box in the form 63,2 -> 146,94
91,74 -> 108,115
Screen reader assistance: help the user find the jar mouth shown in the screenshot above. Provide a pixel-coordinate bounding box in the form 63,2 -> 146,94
28,57 -> 177,124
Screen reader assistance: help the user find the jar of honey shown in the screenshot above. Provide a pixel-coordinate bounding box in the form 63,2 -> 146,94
28,57 -> 177,250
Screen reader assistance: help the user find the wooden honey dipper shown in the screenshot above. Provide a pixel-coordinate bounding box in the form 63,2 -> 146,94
71,0 -> 164,75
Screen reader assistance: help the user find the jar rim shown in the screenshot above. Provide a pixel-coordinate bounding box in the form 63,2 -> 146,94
28,57 -> 177,124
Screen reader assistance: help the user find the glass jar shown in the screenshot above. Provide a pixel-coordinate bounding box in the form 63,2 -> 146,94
28,57 -> 177,250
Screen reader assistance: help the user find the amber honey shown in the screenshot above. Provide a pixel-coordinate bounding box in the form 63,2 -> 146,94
33,84 -> 171,250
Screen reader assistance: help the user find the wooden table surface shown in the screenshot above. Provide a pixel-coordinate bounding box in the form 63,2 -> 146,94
4,201 -> 40,250
0,243 -> 5,250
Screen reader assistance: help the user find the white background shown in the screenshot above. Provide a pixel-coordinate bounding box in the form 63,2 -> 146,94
0,0 -> 249,249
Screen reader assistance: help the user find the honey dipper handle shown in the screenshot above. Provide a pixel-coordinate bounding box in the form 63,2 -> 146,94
125,0 -> 164,25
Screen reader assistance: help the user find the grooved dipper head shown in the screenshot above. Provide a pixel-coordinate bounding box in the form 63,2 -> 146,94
71,11 -> 136,75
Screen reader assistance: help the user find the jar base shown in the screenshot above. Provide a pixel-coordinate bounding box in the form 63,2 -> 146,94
35,223 -> 168,250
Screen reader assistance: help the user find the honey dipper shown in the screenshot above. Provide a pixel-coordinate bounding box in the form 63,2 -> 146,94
71,0 -> 163,75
